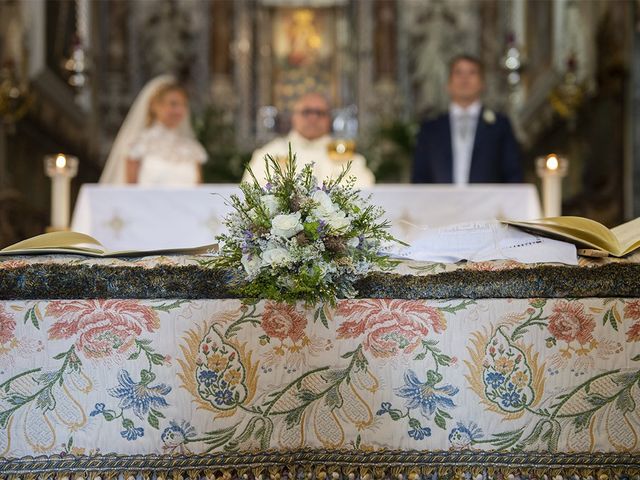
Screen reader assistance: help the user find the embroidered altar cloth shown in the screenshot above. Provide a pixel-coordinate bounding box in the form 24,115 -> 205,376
1,254 -> 639,476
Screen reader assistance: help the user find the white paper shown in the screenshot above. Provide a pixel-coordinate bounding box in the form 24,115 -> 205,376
388,221 -> 578,265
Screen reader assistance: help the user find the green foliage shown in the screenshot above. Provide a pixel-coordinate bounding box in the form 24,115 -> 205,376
192,106 -> 251,183
360,119 -> 418,183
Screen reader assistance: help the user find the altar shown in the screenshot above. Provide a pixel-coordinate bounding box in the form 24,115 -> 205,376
70,184 -> 542,250
1,252 -> 640,476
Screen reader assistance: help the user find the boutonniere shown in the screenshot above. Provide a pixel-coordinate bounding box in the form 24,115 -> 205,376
483,109 -> 496,124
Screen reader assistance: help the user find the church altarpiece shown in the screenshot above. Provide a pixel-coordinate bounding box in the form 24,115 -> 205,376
269,8 -> 338,114
0,0 -> 636,248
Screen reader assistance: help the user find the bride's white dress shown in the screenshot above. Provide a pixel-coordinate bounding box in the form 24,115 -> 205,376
99,75 -> 208,185
129,123 -> 207,186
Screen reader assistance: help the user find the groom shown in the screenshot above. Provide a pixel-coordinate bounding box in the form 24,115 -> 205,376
412,55 -> 523,184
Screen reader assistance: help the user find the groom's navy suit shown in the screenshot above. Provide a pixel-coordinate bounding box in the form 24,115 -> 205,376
412,107 -> 523,183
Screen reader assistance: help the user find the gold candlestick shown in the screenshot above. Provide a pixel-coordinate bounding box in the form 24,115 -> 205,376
327,139 -> 356,162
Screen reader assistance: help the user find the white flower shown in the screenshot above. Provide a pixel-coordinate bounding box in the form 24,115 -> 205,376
347,237 -> 360,248
262,247 -> 293,266
241,253 -> 262,277
352,195 -> 369,213
261,195 -> 279,218
325,209 -> 351,232
483,109 -> 496,124
311,190 -> 337,217
310,189 -> 351,231
271,212 -> 303,238
247,208 -> 259,221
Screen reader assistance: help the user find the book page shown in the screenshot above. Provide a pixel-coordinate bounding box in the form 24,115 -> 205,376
503,217 -> 620,255
0,231 -> 219,258
0,231 -> 105,255
388,221 -> 577,264
611,217 -> 640,255
108,243 -> 219,257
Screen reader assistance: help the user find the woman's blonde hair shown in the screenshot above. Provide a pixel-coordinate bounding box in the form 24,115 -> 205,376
146,82 -> 188,126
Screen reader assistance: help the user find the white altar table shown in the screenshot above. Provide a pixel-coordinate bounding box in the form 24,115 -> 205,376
71,184 -> 541,250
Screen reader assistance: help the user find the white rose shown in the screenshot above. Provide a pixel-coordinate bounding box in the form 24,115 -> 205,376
271,212 -> 303,238
311,190 -> 337,217
261,195 -> 279,218
325,209 -> 351,232
262,247 -> 293,266
241,253 -> 262,277
347,237 -> 360,248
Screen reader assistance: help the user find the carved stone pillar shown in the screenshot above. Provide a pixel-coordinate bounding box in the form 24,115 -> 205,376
396,1 -> 411,120
234,0 -> 254,147
191,0 -> 211,108
631,2 -> 640,218
255,5 -> 272,129
356,0 -> 374,136
210,0 -> 235,118
374,0 -> 396,82
0,125 -> 7,188
403,0 -> 481,116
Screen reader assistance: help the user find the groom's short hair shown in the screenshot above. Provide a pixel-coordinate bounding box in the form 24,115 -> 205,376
449,54 -> 484,78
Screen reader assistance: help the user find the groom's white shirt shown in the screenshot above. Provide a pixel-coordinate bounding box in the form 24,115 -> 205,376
450,101 -> 481,186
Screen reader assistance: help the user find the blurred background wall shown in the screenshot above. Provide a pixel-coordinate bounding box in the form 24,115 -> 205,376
0,0 -> 637,247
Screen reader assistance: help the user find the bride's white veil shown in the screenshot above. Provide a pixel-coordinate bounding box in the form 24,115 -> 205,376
99,74 -> 196,184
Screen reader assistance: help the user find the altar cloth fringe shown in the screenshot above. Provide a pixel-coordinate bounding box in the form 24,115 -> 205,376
2,263 -> 640,300
2,450 -> 640,479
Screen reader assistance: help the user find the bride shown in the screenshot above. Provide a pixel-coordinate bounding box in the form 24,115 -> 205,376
100,75 -> 207,185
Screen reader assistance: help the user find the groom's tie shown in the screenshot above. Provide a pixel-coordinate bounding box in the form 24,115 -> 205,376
458,113 -> 472,141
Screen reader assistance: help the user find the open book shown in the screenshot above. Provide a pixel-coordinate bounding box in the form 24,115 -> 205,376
0,231 -> 218,257
503,216 -> 640,258
388,220 -> 577,265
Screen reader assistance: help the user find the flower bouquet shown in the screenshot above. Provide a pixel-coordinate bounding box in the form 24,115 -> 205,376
215,147 -> 401,305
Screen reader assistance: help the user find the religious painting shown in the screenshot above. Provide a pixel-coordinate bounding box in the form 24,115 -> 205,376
271,8 -> 337,114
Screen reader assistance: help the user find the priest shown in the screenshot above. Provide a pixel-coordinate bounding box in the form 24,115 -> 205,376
244,93 -> 375,187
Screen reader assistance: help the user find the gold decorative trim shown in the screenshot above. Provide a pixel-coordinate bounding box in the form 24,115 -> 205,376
1,449 -> 640,477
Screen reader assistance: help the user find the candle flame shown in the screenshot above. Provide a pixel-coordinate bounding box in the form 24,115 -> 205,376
55,154 -> 67,169
546,155 -> 559,171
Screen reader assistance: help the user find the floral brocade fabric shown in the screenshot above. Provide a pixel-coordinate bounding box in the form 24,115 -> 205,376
2,292 -> 640,457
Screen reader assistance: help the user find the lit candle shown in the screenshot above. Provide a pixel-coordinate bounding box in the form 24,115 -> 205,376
44,154 -> 79,230
535,154 -> 568,217
52,154 -> 69,229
